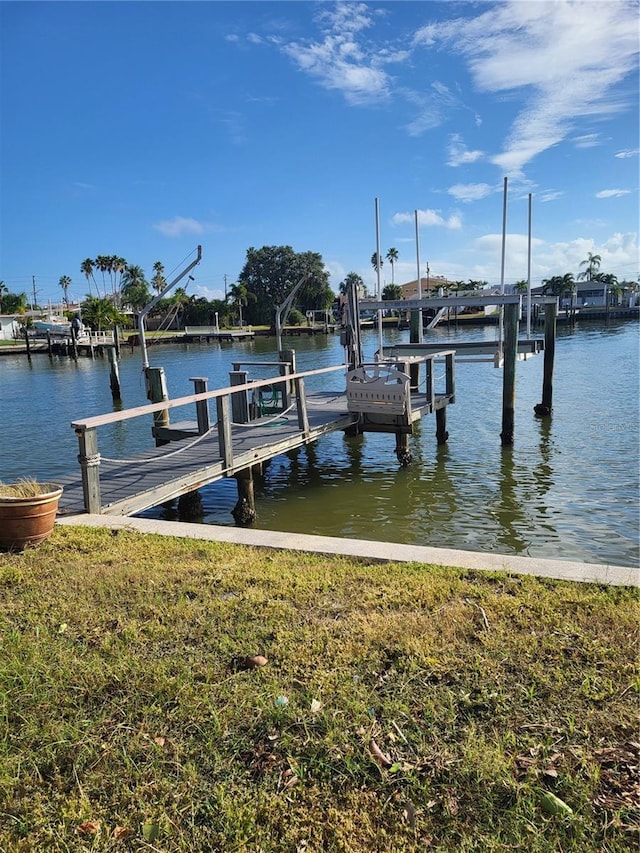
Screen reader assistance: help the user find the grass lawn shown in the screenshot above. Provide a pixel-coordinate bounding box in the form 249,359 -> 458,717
0,527 -> 637,852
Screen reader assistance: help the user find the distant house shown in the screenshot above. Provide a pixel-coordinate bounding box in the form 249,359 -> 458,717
0,315 -> 21,341
399,275 -> 453,300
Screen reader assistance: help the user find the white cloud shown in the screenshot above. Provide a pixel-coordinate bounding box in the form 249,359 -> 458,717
153,217 -> 205,238
415,0 -> 640,175
572,133 -> 601,149
534,233 -> 638,282
447,133 -> 484,167
280,1 -> 390,105
392,209 -> 462,230
538,190 -> 564,203
596,189 -> 631,198
448,183 -> 493,203
615,149 -> 639,159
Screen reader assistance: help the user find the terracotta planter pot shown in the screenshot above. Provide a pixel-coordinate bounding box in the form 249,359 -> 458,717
0,484 -> 63,552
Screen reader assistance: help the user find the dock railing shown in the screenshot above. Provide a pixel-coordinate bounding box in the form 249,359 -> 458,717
71,363 -> 348,514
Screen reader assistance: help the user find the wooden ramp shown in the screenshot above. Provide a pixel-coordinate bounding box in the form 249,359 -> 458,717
57,391 -> 355,517
57,355 -> 455,518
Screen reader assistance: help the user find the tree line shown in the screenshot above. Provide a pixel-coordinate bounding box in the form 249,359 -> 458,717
1,248 -> 636,331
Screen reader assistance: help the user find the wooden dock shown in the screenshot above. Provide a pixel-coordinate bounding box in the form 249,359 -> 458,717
56,354 -> 455,518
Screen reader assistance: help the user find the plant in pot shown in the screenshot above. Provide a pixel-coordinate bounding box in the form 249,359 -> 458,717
0,479 -> 64,552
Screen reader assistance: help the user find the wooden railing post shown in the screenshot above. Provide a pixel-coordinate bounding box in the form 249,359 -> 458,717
445,352 -> 455,401
146,366 -> 170,446
216,395 -> 233,470
189,377 -> 210,434
425,358 -> 435,411
294,376 -> 310,436
229,370 -> 249,423
75,426 -> 101,514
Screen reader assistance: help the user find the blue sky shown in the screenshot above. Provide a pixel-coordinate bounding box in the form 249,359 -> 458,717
1,0 -> 638,307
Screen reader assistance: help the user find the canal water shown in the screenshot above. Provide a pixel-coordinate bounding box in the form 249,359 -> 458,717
0,320 -> 638,568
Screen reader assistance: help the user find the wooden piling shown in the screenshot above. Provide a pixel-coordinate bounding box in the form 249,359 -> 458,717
113,324 -> 121,359
436,408 -> 448,445
500,301 -> 519,445
146,366 -> 170,446
71,326 -> 79,360
108,346 -> 121,401
177,489 -> 203,519
75,426 -> 101,514
233,466 -> 256,525
409,311 -> 420,389
189,377 -> 210,434
24,329 -> 32,359
395,432 -> 412,466
534,300 -> 557,417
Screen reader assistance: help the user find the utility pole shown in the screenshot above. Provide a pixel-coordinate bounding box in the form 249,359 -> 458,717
224,274 -> 228,301
32,276 -> 37,310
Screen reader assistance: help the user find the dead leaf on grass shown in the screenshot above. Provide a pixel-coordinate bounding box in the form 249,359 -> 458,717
76,820 -> 100,835
113,825 -> 133,840
369,738 -> 392,767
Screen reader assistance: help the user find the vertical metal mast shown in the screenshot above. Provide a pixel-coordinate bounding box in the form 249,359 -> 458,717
498,177 -> 508,358
375,197 -> 383,357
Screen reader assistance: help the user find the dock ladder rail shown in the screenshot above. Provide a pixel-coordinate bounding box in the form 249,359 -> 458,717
345,364 -> 411,417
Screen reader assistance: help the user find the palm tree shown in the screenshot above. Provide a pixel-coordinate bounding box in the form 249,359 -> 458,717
59,275 -> 72,306
513,280 -> 528,294
80,258 -> 97,298
338,272 -> 365,296
577,253 -> 601,281
94,255 -> 110,297
228,282 -> 254,329
151,261 -> 166,294
111,256 -> 127,303
0,281 -> 7,313
543,273 -> 575,306
386,248 -> 399,284
371,252 -> 384,274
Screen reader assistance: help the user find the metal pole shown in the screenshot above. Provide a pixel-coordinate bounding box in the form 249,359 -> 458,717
527,193 -> 532,339
375,197 -> 383,357
414,209 -> 423,342
498,177 -> 508,358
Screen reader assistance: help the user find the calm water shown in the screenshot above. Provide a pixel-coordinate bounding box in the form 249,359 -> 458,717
0,321 -> 638,567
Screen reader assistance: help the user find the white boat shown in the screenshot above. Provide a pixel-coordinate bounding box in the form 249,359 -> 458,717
34,317 -> 72,335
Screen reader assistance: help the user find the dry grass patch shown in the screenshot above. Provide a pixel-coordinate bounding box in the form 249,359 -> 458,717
0,526 -> 637,852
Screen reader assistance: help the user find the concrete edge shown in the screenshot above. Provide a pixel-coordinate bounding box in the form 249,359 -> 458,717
55,515 -> 639,588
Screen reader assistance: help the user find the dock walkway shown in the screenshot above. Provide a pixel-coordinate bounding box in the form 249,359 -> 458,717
57,354 -> 454,518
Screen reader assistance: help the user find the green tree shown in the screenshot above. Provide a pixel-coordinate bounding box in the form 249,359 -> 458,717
466,279 -> 488,291
513,280 -> 528,294
121,265 -> 150,311
81,296 -> 126,331
0,281 -> 7,313
382,284 -> 403,300
577,252 -> 601,281
228,282 -> 256,328
236,246 -> 333,326
386,247 -> 399,284
59,275 -> 72,305
542,273 -> 575,304
371,252 -> 383,274
338,272 -> 366,297
1,290 -> 28,314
